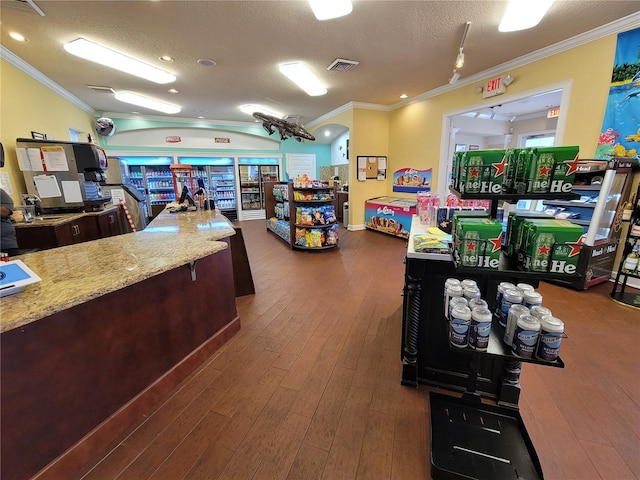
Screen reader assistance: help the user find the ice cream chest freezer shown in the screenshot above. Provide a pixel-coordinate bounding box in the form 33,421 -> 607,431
365,196 -> 417,239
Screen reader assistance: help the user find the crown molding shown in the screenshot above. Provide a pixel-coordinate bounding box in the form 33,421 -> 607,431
392,12 -> 640,110
1,45 -> 95,115
307,101 -> 390,128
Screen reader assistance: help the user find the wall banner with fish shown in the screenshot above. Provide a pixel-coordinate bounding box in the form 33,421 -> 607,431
392,167 -> 432,193
595,27 -> 640,160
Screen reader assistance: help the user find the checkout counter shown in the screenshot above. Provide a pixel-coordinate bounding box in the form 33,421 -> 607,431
1,208 -> 241,480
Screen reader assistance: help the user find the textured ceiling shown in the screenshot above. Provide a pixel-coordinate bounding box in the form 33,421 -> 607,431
1,1 -> 639,134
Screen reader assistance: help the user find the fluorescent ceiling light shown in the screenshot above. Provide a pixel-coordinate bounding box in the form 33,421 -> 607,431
499,0 -> 555,32
279,62 -> 327,96
308,0 -> 352,20
64,38 -> 176,84
114,92 -> 181,114
240,104 -> 282,118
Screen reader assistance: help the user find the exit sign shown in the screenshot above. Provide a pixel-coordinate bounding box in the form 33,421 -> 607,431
547,106 -> 560,118
483,76 -> 506,99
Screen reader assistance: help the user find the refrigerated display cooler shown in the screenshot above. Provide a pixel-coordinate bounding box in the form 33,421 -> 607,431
179,157 -> 237,220
121,156 -> 175,218
237,158 -> 280,221
541,158 -> 638,289
364,196 -> 417,239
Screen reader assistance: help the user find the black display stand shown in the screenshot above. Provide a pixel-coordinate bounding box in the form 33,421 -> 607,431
610,182 -> 640,308
402,185 -> 584,480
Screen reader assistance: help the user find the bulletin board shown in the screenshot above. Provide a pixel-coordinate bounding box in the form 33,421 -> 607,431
357,156 -> 387,181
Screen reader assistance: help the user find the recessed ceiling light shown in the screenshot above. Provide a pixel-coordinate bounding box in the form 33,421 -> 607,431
197,116 -> 206,119
308,0 -> 352,20
159,55 -> 174,63
324,130 -> 330,137
279,62 -> 327,96
64,38 -> 176,84
168,88 -> 179,93
114,91 -> 181,114
400,93 -> 408,99
197,58 -> 216,67
9,32 -> 27,42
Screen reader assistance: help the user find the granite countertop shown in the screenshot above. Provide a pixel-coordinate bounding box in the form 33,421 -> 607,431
13,205 -> 121,229
1,208 -> 236,333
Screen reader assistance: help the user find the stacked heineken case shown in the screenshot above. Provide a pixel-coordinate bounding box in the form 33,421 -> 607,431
451,145 -> 579,195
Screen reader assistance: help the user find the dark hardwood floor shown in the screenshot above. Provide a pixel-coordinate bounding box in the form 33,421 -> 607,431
76,220 -> 640,480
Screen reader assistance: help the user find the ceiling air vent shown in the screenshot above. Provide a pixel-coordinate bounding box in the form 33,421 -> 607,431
87,85 -> 115,94
3,0 -> 45,16
327,58 -> 359,72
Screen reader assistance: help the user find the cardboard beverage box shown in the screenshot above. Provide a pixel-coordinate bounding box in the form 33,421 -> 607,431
520,218 -> 583,274
458,149 -> 509,195
513,146 -> 580,195
453,215 -> 502,269
505,212 -> 555,259
535,146 -> 580,194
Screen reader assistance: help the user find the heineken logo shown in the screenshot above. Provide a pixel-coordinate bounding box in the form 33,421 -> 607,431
480,181 -> 503,194
568,237 -> 583,257
538,244 -> 551,256
538,165 -> 550,176
564,155 -> 581,176
469,167 -> 480,177
549,180 -> 573,193
465,241 -> 477,252
492,157 -> 507,177
489,233 -> 502,253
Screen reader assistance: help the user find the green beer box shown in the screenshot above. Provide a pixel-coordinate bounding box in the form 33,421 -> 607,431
520,219 -> 583,274
458,149 -> 510,195
506,211 -> 555,259
453,215 -> 503,270
513,146 -> 580,195
536,146 -> 580,194
450,150 -> 466,191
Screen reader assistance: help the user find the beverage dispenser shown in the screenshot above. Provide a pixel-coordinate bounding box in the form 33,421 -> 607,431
17,138 -> 111,213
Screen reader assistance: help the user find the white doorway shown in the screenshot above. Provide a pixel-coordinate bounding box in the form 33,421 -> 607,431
438,80 -> 572,201
286,153 -> 316,181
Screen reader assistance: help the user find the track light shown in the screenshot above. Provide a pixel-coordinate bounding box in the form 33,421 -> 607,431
449,70 -> 460,85
455,48 -> 465,69
503,74 -> 514,86
509,115 -> 517,122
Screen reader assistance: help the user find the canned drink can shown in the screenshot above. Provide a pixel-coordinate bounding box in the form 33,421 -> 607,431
499,288 -> 523,328
469,307 -> 492,351
504,304 -> 530,346
535,315 -> 564,362
531,153 -> 555,193
449,306 -> 472,348
460,231 -> 481,267
512,314 -> 541,359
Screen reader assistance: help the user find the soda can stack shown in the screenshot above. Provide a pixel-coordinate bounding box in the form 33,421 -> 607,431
445,278 -> 493,352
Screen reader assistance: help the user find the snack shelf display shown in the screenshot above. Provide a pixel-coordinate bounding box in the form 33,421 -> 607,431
264,180 -> 339,251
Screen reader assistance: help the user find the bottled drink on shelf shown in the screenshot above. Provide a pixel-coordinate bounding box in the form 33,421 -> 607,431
622,244 -> 639,274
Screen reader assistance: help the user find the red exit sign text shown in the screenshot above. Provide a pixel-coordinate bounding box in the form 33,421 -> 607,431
483,76 -> 506,98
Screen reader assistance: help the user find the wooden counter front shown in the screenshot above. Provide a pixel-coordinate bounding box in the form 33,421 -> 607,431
1,209 -> 240,480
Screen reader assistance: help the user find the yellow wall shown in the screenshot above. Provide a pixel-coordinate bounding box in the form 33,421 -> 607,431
348,108 -> 390,227
388,34 -> 619,198
0,59 -> 95,204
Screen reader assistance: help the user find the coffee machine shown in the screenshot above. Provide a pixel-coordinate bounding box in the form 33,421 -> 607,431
17,138 -> 111,213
